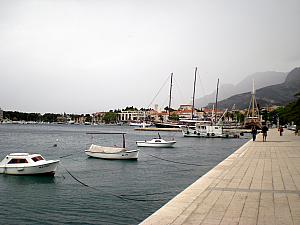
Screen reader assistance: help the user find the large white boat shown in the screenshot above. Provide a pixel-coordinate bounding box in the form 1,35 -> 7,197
85,132 -> 139,160
85,144 -> 139,160
181,123 -> 239,138
0,153 -> 60,176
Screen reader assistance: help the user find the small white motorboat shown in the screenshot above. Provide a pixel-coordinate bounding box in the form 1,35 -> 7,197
129,122 -> 152,127
136,133 -> 176,148
0,153 -> 60,176
85,132 -> 139,160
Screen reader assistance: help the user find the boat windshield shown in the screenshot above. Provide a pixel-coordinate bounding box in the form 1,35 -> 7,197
31,156 -> 44,162
8,158 -> 28,164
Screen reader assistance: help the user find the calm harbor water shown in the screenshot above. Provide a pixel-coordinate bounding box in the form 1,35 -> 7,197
0,124 -> 249,225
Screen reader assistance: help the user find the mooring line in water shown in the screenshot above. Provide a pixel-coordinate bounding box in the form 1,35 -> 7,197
59,153 -> 74,158
59,150 -> 83,159
145,153 -> 211,167
120,190 -> 173,197
59,164 -> 165,202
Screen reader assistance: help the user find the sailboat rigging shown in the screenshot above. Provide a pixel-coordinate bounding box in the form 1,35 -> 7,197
191,67 -> 197,120
214,78 -> 219,124
181,77 -> 239,138
154,73 -> 182,128
244,80 -> 262,129
168,73 -> 173,116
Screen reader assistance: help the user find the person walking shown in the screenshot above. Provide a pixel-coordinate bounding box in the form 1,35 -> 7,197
278,126 -> 284,136
262,124 -> 269,142
251,126 -> 257,141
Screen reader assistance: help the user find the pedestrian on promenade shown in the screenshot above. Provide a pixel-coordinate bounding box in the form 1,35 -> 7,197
278,126 -> 284,136
262,124 -> 268,142
251,126 -> 257,141
295,125 -> 299,136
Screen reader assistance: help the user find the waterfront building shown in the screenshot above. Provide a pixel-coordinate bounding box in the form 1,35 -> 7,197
118,110 -> 145,122
93,112 -> 106,124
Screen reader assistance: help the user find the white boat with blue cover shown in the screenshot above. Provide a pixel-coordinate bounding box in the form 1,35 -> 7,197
0,153 -> 60,176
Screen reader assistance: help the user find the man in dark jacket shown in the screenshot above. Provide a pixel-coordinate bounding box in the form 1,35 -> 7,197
251,126 -> 257,141
262,125 -> 268,142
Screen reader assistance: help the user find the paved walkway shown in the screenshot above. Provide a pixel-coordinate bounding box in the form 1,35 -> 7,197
141,129 -> 300,225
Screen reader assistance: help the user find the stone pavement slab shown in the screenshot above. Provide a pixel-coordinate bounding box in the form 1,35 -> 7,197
140,129 -> 300,225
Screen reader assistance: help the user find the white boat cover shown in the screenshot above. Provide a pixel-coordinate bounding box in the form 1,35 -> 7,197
88,144 -> 125,153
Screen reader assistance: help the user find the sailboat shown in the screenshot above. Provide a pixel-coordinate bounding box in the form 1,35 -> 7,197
85,132 -> 139,160
154,73 -> 182,128
244,80 -> 262,129
181,76 -> 239,138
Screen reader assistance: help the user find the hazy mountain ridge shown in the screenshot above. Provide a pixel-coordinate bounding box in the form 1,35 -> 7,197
208,67 -> 300,109
195,71 -> 287,108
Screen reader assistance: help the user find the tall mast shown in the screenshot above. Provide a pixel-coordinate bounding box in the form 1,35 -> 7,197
191,67 -> 197,119
215,78 -> 219,123
122,133 -> 125,148
252,79 -> 255,117
168,73 -> 173,116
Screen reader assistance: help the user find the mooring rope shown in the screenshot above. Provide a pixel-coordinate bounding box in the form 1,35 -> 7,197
59,164 -> 165,202
145,153 -> 211,167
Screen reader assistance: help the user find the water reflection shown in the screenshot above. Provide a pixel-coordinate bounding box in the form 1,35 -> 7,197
1,174 -> 56,185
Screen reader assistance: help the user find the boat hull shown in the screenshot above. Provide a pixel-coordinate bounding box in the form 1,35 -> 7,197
154,122 -> 181,128
181,129 -> 239,138
85,150 -> 139,160
136,141 -> 176,147
0,160 -> 59,176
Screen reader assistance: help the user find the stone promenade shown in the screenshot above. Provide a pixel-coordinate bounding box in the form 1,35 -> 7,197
141,129 -> 300,225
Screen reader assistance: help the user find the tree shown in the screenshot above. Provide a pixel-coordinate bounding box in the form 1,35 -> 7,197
278,93 -> 300,126
235,111 -> 245,123
164,106 -> 175,112
85,114 -> 92,122
41,113 -> 61,123
102,112 -> 118,124
123,106 -> 138,111
168,113 -> 179,121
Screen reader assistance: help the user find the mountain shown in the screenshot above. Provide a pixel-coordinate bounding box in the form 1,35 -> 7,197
195,71 -> 287,108
208,67 -> 300,109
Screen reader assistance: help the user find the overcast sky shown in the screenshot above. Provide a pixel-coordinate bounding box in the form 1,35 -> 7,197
0,0 -> 299,114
